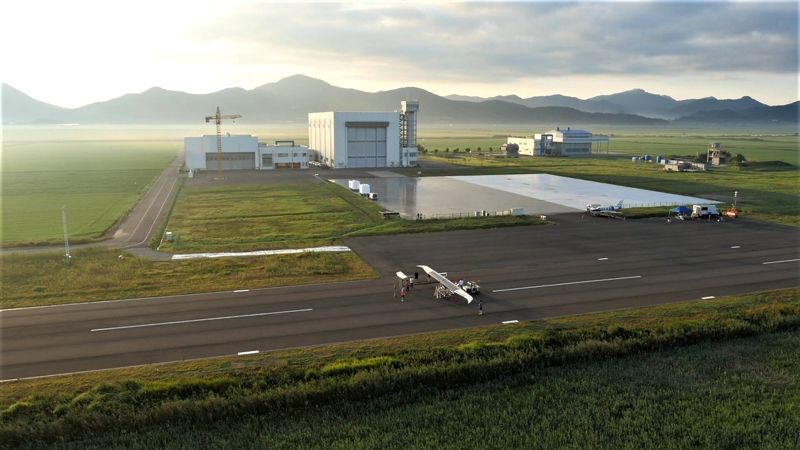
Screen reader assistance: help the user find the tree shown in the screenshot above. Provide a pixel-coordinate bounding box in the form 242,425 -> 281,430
417,144 -> 426,154
476,146 -> 481,152
488,146 -> 493,152
445,147 -> 450,153
453,148 -> 460,154
434,148 -> 439,154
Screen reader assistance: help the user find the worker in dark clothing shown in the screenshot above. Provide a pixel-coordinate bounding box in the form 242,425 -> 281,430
478,300 -> 483,316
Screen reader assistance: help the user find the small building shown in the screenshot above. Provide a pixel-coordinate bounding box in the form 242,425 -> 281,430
507,127 -> 608,156
664,159 -> 708,172
707,142 -> 728,166
259,140 -> 309,169
308,101 -> 419,169
184,135 -> 309,171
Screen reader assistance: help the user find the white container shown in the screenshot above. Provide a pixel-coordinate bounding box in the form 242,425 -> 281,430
348,180 -> 360,191
165,231 -> 174,242
359,184 -> 370,195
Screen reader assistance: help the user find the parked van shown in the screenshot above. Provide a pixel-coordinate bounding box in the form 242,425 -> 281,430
691,204 -> 720,219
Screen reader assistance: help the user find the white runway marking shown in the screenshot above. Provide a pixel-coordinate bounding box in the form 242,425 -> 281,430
234,289 -> 250,293
238,350 -> 259,356
502,320 -> 519,324
762,258 -> 800,265
702,296 -> 716,300
171,246 -> 351,260
730,246 -> 740,249
597,257 -> 609,261
493,275 -> 642,293
90,308 -> 313,332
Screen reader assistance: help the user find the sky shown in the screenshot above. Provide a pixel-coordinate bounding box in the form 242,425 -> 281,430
2,0 -> 798,108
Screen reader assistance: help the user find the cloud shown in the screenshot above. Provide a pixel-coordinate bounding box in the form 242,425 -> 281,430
188,2 -> 798,85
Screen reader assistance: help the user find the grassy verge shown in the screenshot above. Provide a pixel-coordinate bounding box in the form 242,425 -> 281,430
2,288 -> 797,447
0,247 -> 376,309
420,154 -> 799,226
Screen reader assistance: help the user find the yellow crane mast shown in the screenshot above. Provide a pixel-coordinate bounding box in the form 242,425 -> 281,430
205,106 -> 242,179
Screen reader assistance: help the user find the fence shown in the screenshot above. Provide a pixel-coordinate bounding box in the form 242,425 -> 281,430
416,210 -> 515,220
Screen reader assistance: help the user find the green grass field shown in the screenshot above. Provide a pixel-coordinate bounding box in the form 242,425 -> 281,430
159,179 -> 545,253
1,140 -> 177,246
417,127 -> 799,166
2,288 -> 797,448
0,246 -> 375,309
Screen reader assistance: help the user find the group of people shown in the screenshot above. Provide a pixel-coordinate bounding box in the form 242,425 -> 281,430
394,272 -> 418,302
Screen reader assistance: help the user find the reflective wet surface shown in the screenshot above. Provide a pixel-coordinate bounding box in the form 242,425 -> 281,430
332,174 -> 715,219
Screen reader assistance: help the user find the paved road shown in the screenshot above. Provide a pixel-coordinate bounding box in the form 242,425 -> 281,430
1,216 -> 798,379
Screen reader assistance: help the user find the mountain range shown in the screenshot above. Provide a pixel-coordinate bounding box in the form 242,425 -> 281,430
3,75 -> 797,126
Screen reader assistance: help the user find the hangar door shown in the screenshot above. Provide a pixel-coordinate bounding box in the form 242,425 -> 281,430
205,152 -> 256,170
346,122 -> 387,168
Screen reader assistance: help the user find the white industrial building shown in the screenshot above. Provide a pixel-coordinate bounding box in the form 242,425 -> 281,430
507,127 -> 608,156
184,135 -> 309,171
308,101 -> 419,169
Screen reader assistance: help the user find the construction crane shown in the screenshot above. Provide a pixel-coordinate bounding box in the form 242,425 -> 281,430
205,106 -> 242,179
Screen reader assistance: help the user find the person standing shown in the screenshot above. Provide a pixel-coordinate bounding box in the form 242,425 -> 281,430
409,277 -> 414,290
478,300 -> 483,316
400,287 -> 406,302
393,284 -> 398,298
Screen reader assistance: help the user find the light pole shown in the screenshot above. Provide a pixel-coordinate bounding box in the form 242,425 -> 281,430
62,205 -> 71,265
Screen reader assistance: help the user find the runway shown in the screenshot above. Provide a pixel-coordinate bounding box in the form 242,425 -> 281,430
2,215 -> 798,380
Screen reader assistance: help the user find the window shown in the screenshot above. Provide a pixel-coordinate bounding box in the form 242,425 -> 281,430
278,153 -> 289,157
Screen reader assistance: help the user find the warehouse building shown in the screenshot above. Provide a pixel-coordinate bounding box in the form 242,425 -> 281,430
184,135 -> 309,171
308,101 -> 419,169
507,127 -> 608,156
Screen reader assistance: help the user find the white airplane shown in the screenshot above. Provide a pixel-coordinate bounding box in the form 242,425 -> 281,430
586,200 -> 624,217
417,265 -> 474,304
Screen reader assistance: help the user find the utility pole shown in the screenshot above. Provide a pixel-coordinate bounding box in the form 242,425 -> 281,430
205,107 -> 242,180
62,205 -> 71,265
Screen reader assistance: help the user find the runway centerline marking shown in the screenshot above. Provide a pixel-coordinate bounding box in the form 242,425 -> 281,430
502,320 -> 519,324
597,257 -> 609,261
238,350 -> 259,356
702,296 -> 716,300
730,246 -> 740,249
234,289 -> 250,293
492,275 -> 642,293
762,258 -> 800,265
90,308 -> 313,332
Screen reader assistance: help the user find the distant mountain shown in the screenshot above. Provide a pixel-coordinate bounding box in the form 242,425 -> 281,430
2,76 -> 792,126
1,83 -> 71,124
444,94 -> 486,103
587,89 -> 688,118
2,75 -> 666,126
674,101 -> 798,124
668,96 -> 766,117
447,88 -> 774,119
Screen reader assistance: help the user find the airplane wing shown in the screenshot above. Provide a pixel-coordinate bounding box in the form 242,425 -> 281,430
417,265 -> 474,304
396,271 -> 409,280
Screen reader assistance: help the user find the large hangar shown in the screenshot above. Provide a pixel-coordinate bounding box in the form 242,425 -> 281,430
184,135 -> 309,171
185,135 -> 259,171
308,101 -> 419,169
508,127 -> 609,156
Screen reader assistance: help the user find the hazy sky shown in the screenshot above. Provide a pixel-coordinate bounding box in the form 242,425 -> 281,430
3,1 -> 797,108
